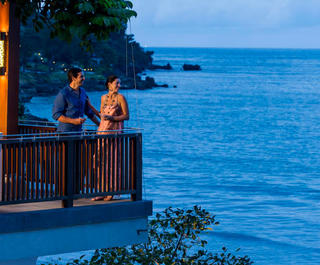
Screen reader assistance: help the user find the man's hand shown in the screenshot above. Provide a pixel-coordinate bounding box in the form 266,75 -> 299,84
57,115 -> 86,125
73,117 -> 86,125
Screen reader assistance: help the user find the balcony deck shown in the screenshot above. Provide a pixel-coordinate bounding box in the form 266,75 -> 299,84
0,196 -> 130,214
0,122 -> 152,263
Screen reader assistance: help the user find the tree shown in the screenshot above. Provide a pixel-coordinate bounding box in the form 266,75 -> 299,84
64,206 -> 253,265
1,0 -> 137,50
19,22 -> 153,76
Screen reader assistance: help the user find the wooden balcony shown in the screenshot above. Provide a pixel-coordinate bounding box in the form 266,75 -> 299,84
0,122 -> 152,264
1,125 -> 142,206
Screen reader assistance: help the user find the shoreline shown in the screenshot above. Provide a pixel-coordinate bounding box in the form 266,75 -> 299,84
19,71 -> 169,104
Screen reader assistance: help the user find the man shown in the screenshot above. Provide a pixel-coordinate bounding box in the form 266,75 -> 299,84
52,68 -> 100,132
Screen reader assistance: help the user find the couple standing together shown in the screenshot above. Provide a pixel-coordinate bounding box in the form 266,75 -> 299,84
52,67 -> 129,133
52,67 -> 129,201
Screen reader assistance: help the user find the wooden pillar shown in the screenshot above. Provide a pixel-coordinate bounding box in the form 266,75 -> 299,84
0,2 -> 20,135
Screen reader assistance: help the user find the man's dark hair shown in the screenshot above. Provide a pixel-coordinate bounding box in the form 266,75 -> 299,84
68,68 -> 82,83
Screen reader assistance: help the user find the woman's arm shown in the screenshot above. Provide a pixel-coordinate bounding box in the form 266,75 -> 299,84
100,95 -> 106,113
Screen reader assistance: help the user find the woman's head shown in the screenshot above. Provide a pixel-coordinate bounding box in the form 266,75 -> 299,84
105,75 -> 120,93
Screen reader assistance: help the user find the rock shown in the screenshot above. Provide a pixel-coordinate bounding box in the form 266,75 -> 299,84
182,64 -> 201,71
144,76 -> 156,88
19,90 -> 33,103
120,76 -> 168,90
155,84 -> 168,88
149,63 -> 173,70
22,113 -> 49,122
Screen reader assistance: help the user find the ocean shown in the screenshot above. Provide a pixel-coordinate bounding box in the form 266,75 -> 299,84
27,48 -> 320,264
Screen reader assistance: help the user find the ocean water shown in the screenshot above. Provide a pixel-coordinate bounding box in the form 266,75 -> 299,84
27,48 -> 320,264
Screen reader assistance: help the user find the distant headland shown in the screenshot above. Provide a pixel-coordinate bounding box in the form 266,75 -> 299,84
19,24 -> 170,104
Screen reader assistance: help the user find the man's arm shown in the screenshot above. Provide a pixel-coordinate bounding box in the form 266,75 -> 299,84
87,99 -> 100,119
84,95 -> 100,126
90,116 -> 100,126
58,116 -> 86,125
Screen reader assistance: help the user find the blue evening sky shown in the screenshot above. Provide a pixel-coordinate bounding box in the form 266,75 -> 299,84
130,0 -> 320,48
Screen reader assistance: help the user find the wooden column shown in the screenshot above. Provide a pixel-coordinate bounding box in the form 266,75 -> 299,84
0,2 -> 20,135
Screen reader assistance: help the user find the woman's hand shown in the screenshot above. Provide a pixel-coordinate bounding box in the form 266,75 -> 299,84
104,115 -> 115,121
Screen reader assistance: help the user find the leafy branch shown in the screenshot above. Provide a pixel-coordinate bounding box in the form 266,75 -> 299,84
1,0 -> 137,50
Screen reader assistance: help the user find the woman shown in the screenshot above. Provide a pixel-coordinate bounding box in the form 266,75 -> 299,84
98,75 -> 129,131
92,75 -> 129,201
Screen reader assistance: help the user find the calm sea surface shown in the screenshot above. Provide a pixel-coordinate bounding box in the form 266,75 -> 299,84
28,48 -> 320,264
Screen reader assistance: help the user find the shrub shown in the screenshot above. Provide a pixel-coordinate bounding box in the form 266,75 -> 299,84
66,206 -> 253,265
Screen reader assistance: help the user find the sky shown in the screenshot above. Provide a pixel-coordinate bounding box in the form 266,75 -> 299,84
130,0 -> 320,48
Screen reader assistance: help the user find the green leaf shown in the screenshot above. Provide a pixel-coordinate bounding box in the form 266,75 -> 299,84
78,2 -> 94,13
92,16 -> 105,26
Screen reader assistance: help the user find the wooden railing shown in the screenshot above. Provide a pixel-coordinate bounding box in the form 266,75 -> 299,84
18,120 -> 58,135
18,125 -> 57,135
0,130 -> 142,207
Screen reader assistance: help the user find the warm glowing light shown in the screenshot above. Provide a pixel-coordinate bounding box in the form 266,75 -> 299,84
0,32 -> 7,75
0,40 -> 4,67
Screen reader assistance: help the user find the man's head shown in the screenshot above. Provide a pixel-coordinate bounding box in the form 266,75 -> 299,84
68,67 -> 85,88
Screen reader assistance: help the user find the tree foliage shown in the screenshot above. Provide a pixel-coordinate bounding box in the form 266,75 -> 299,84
20,22 -> 153,76
63,206 -> 253,265
1,0 -> 137,50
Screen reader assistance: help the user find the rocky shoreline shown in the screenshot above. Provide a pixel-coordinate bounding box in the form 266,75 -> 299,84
19,72 -> 169,104
19,24 -> 172,106
19,60 -> 202,105
19,71 -> 170,121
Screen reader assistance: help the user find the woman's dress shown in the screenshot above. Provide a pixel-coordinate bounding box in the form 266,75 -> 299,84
96,95 -> 124,193
98,95 -> 124,132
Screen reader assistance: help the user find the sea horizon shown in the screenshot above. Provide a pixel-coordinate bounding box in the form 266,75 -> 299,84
145,46 -> 320,50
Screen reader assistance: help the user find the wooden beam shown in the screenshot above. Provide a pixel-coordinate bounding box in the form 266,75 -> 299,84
0,2 -> 20,135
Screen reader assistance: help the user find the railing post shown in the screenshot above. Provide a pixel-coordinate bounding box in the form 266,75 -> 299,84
132,134 -> 142,201
62,140 -> 75,208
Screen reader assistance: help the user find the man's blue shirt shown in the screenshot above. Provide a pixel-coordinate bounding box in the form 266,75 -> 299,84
52,86 -> 94,132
